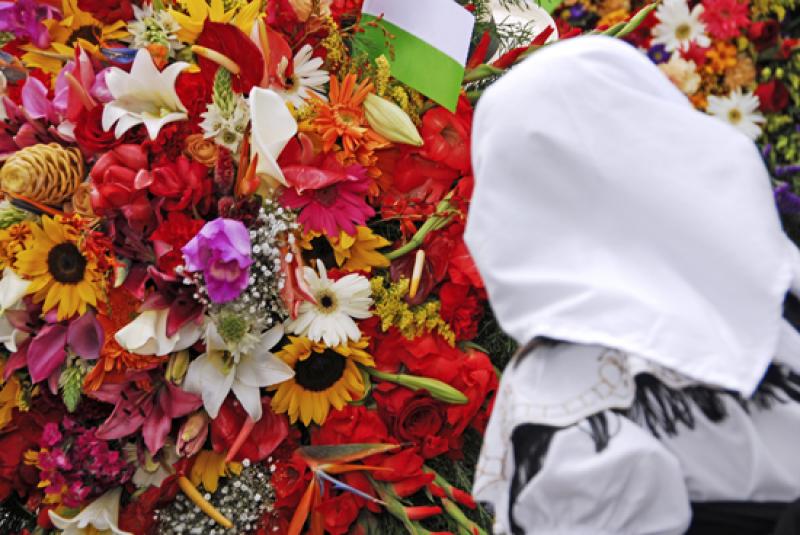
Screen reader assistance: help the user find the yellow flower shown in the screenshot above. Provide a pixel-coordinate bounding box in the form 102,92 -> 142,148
271,336 -> 374,426
190,450 -> 242,493
331,227 -> 390,272
168,0 -> 262,43
21,0 -> 128,75
0,367 -> 21,430
0,222 -> 32,271
15,216 -> 106,321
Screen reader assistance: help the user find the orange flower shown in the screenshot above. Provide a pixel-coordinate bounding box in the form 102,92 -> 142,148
83,287 -> 166,391
311,74 -> 388,162
705,41 -> 738,74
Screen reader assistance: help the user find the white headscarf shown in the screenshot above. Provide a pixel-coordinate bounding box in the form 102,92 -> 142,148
464,35 -> 798,396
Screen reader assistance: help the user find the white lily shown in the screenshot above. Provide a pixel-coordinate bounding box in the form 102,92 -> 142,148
102,48 -> 189,140
248,86 -> 297,189
115,309 -> 203,357
0,268 -> 30,352
183,322 -> 294,420
49,487 -> 132,535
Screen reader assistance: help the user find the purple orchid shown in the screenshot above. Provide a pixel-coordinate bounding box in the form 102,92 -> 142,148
4,301 -> 104,386
93,371 -> 202,454
0,0 -> 60,50
182,218 -> 253,303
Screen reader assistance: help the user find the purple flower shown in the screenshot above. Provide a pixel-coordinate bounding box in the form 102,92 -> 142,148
182,218 -> 253,303
775,182 -> 800,215
648,44 -> 670,64
0,0 -> 60,49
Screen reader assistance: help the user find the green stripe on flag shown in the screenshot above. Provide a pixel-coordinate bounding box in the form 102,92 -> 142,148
355,13 -> 464,112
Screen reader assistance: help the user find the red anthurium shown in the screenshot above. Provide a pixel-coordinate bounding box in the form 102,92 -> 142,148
210,397 -> 289,462
197,21 -> 264,94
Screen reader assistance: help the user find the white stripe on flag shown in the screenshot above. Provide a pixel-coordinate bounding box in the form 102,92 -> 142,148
362,0 -> 474,66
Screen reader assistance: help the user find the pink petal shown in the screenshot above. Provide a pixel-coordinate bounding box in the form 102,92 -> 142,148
96,394 -> 152,440
283,165 -> 348,193
161,381 -> 202,418
142,404 -> 171,454
27,324 -> 67,383
4,339 -> 30,380
21,77 -> 53,121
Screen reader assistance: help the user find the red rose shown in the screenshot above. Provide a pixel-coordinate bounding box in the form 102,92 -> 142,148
74,106 -> 120,156
420,97 -> 473,173
439,282 -> 483,341
77,0 -> 133,23
147,156 -> 213,213
209,398 -> 289,462
755,80 -> 790,113
748,20 -> 780,51
316,472 -> 376,535
89,144 -> 157,234
779,38 -> 800,60
373,386 -> 449,458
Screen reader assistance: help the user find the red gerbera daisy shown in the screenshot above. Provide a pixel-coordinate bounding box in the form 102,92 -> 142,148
700,0 -> 750,40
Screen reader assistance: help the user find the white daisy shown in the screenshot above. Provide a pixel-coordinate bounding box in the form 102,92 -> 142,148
287,260 -> 372,347
706,88 -> 765,140
275,44 -> 329,109
652,0 -> 710,52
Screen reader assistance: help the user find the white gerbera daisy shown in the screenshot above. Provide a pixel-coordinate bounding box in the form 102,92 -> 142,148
706,88 -> 765,140
288,260 -> 372,347
275,44 -> 329,108
652,0 -> 710,52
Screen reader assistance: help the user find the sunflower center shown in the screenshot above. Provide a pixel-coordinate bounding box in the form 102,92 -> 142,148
67,25 -> 101,46
314,185 -> 339,207
304,236 -> 336,267
675,23 -> 691,40
294,349 -> 346,392
728,108 -> 742,124
47,242 -> 87,284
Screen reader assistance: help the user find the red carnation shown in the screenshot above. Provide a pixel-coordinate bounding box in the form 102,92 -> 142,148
439,282 -> 484,341
175,71 -> 212,123
700,0 -> 750,40
755,80 -> 790,113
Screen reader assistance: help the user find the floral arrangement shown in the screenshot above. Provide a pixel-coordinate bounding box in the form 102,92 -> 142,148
547,0 -> 800,220
0,0 -> 794,534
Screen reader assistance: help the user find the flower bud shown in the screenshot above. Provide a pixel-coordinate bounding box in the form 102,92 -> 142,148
176,411 -> 209,457
166,350 -> 191,383
405,505 -> 442,521
391,373 -> 467,405
364,93 -> 423,147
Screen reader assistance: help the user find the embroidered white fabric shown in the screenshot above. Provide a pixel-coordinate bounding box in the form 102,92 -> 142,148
474,341 -> 800,534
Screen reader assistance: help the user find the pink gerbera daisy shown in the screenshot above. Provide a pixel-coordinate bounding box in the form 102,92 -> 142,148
280,155 -> 375,237
700,0 -> 750,40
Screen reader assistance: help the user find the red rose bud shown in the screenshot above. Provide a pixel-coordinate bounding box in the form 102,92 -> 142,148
405,505 -> 443,521
755,80 -> 790,113
748,20 -> 780,51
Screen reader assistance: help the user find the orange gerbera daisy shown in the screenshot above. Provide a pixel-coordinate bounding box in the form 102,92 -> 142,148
311,74 -> 388,161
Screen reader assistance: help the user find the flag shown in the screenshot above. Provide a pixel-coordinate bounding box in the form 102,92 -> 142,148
357,0 -> 474,112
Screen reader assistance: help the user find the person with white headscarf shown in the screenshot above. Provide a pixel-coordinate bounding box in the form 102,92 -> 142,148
465,35 -> 800,535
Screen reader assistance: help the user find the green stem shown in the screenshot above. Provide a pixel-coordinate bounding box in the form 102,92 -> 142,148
615,3 -> 659,38
442,498 -> 489,535
384,197 -> 457,260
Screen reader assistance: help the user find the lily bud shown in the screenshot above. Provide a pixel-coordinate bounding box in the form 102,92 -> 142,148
176,411 -> 209,457
364,93 -> 423,147
166,350 -> 190,383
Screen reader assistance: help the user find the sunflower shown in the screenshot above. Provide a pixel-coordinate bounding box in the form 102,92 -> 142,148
270,336 -> 374,426
21,0 -> 128,75
168,0 -> 262,43
299,226 -> 390,273
14,216 -> 106,321
310,74 -> 388,162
